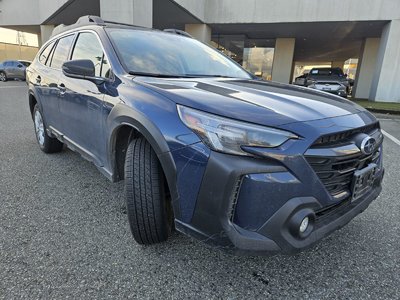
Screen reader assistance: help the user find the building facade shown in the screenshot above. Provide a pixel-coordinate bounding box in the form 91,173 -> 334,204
1,0 -> 399,102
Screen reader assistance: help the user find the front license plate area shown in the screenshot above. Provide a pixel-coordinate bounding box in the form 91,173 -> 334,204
351,163 -> 378,201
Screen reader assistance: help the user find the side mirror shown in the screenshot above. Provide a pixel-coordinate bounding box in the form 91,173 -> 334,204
62,59 -> 104,84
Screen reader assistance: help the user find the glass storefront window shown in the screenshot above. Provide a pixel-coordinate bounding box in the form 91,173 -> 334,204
212,35 -> 275,80
243,47 -> 274,80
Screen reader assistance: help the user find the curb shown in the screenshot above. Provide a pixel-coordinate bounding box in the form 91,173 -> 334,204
364,108 -> 400,115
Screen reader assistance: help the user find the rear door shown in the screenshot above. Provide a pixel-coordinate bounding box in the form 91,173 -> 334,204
15,61 -> 26,79
42,34 -> 75,130
58,31 -> 112,166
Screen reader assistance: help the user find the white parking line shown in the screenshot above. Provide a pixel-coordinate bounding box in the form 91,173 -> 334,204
382,129 -> 400,147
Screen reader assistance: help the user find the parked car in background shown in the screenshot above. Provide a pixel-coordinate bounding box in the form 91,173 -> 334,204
27,16 -> 384,255
305,67 -> 350,97
293,73 -> 308,86
0,60 -> 31,82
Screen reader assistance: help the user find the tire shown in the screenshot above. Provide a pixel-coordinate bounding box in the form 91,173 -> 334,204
124,137 -> 172,244
0,72 -> 7,82
33,104 -> 64,153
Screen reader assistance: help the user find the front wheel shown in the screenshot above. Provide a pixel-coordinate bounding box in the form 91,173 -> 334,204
0,72 -> 7,82
124,137 -> 172,244
33,104 -> 64,153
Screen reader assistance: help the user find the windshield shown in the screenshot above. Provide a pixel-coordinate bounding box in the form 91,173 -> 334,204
309,68 -> 344,76
107,28 -> 251,79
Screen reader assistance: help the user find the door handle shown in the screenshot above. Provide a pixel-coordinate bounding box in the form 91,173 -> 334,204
58,83 -> 66,96
36,76 -> 41,84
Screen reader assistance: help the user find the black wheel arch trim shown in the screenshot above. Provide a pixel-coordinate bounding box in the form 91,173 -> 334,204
107,103 -> 181,219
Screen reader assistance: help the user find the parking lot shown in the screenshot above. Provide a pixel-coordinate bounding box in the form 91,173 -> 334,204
0,81 -> 399,299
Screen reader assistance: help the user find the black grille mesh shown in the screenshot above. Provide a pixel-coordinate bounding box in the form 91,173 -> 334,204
313,122 -> 380,146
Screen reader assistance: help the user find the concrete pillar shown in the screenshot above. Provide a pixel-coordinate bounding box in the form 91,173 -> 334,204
331,60 -> 345,70
353,38 -> 380,99
40,25 -> 55,46
184,24 -> 211,44
100,0 -> 153,28
370,20 -> 400,102
271,38 -> 295,83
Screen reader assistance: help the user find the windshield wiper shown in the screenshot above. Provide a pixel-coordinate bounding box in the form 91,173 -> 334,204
128,71 -> 191,78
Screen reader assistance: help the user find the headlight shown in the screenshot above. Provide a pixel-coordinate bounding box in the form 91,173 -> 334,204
177,105 -> 298,156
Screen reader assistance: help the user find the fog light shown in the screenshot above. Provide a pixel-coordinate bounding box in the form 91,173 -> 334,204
299,217 -> 309,233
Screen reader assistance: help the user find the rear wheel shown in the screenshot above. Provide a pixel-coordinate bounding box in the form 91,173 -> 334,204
0,72 -> 7,82
124,137 -> 172,244
33,104 -> 64,153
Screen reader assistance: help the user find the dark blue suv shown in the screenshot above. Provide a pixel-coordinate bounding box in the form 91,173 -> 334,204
27,16 -> 384,254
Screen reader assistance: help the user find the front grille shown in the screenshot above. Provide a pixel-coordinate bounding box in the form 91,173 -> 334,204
313,123 -> 379,146
315,81 -> 341,85
306,148 -> 380,197
306,125 -> 382,198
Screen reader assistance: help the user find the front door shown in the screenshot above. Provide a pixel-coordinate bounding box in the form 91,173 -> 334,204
58,31 -> 112,166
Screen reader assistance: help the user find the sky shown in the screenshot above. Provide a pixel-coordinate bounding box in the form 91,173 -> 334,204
0,27 -> 39,47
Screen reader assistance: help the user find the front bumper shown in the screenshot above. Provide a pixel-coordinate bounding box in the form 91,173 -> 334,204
313,87 -> 348,97
175,150 -> 383,255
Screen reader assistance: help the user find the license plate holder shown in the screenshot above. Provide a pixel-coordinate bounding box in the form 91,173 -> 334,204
351,163 -> 378,201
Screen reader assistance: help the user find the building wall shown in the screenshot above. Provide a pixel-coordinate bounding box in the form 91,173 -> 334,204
173,0 -> 206,21
0,0 -> 68,26
202,0 -> 400,23
100,0 -> 153,28
0,43 -> 38,61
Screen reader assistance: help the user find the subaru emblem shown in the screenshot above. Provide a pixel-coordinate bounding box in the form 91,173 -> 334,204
360,136 -> 376,155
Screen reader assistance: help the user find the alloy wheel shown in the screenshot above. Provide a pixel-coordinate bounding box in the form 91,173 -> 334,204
34,110 -> 45,146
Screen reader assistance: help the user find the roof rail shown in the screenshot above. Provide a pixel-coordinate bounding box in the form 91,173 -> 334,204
49,15 -> 192,40
102,19 -> 148,29
76,15 -> 105,25
163,29 -> 193,38
51,15 -> 106,38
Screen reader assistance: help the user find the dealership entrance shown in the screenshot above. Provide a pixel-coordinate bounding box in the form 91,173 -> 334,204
1,0 -> 399,102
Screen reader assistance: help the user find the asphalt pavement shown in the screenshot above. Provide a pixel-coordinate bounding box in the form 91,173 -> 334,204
0,81 -> 399,299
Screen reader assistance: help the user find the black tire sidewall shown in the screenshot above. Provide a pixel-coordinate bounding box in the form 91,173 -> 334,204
124,137 -> 170,244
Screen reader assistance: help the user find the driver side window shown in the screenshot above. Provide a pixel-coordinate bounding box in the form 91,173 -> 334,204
71,32 -> 111,78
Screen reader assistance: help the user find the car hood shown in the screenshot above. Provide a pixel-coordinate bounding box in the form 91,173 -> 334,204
133,77 -> 366,127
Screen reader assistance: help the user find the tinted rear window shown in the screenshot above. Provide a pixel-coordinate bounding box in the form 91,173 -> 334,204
39,42 -> 55,65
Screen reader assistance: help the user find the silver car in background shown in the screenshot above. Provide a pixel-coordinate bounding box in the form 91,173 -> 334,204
305,67 -> 350,98
0,60 -> 31,82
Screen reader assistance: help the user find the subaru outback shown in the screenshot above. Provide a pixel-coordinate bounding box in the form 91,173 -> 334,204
26,16 -> 384,254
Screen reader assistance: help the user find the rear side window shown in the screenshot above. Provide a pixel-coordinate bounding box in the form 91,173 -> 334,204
71,32 -> 111,78
50,35 -> 75,69
39,42 -> 55,65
